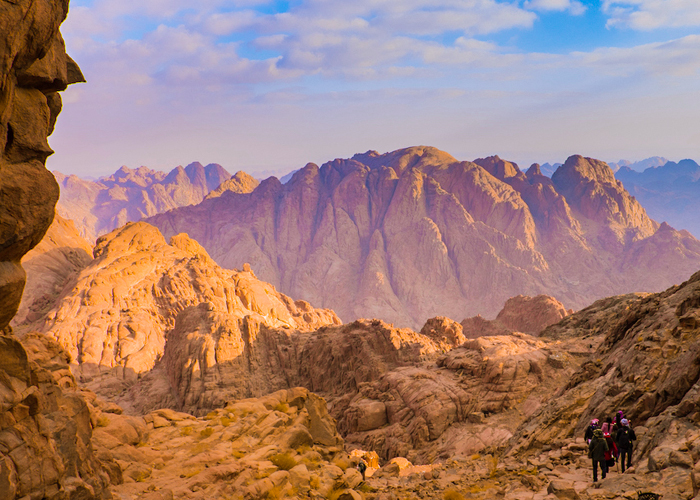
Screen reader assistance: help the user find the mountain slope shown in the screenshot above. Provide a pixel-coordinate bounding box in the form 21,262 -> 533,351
146,146 -> 700,329
55,162 -> 231,241
12,213 -> 93,327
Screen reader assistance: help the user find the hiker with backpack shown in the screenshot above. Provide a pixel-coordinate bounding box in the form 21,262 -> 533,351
603,430 -> 618,473
588,428 -> 609,482
584,418 -> 599,444
615,418 -> 636,472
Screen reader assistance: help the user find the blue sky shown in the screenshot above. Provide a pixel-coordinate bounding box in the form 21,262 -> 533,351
49,0 -> 700,177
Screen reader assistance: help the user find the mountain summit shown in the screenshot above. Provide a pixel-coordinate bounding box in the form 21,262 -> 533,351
146,146 -> 700,329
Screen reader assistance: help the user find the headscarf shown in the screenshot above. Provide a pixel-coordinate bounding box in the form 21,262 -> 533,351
621,418 -> 629,426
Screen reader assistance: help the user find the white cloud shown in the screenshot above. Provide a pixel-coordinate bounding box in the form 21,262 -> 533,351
604,0 -> 700,29
572,34 -> 700,76
524,0 -> 586,16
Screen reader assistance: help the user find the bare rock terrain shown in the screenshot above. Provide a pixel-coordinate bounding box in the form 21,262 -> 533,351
54,162 -> 233,241
147,146 -> 700,329
12,213 -> 92,327
38,222 -> 340,406
0,331 -> 114,499
462,294 -> 572,338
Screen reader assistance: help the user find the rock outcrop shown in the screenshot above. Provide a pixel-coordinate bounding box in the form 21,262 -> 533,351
507,269 -> 700,477
204,170 -> 259,199
461,294 -> 572,338
0,0 -> 83,331
147,146 -> 700,329
12,213 -> 92,327
54,162 -> 231,241
0,331 -> 113,499
39,222 -> 340,405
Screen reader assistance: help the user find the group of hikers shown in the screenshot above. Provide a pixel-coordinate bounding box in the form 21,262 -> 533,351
586,410 -> 637,482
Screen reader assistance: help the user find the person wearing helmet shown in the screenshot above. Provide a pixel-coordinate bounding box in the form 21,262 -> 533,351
585,418 -> 599,444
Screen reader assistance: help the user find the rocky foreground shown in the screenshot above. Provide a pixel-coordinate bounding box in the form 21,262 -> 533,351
4,219 -> 700,499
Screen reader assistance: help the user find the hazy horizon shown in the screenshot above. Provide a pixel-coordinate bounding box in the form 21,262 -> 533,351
47,0 -> 700,178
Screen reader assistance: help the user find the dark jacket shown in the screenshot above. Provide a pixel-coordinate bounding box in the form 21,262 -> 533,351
588,430 -> 609,460
584,425 -> 596,443
615,426 -> 636,451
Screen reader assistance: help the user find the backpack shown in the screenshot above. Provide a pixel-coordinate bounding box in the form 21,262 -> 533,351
618,427 -> 631,448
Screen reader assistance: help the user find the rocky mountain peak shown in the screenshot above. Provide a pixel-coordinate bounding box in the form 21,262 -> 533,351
553,154 -> 617,187
473,155 -> 522,180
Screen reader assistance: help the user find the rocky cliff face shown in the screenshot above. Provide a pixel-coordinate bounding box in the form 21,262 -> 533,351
0,332 -> 114,500
508,269 -> 700,470
12,213 -> 92,327
147,146 -> 700,329
0,0 -> 84,331
39,222 -> 340,403
54,162 -> 232,241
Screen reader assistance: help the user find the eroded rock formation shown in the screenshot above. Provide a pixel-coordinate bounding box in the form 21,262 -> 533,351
0,332 -> 114,499
0,0 -> 83,330
508,269 -> 700,474
12,213 -> 92,327
461,294 -> 572,338
39,222 -> 340,403
147,146 -> 700,329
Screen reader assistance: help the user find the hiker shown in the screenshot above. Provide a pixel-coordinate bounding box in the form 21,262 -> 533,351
585,418 -> 599,444
357,459 -> 367,481
616,418 -> 636,472
601,416 -> 613,435
588,428 -> 609,482
603,431 -> 618,473
613,410 -> 624,433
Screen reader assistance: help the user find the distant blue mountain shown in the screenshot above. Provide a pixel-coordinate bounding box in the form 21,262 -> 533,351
538,162 -> 561,177
616,158 -> 700,238
608,157 -> 667,173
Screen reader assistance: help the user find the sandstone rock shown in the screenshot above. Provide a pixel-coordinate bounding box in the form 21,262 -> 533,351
336,489 -> 363,500
38,222 -> 340,411
146,146 -> 700,330
0,332 -> 113,500
54,162 -> 231,242
507,269 -> 700,478
420,316 -> 466,348
12,213 -> 92,327
0,0 -> 82,330
496,295 -> 571,336
547,480 -> 579,500
342,467 -> 363,488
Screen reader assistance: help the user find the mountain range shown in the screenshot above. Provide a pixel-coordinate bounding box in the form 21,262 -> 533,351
54,162 -> 232,241
616,158 -> 700,238
137,146 -> 700,329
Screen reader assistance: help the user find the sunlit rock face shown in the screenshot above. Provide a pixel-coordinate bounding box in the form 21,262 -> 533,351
0,0 -> 83,330
148,146 -> 700,329
39,222 -> 341,407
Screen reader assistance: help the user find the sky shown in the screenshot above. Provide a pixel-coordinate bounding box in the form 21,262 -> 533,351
48,0 -> 700,178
